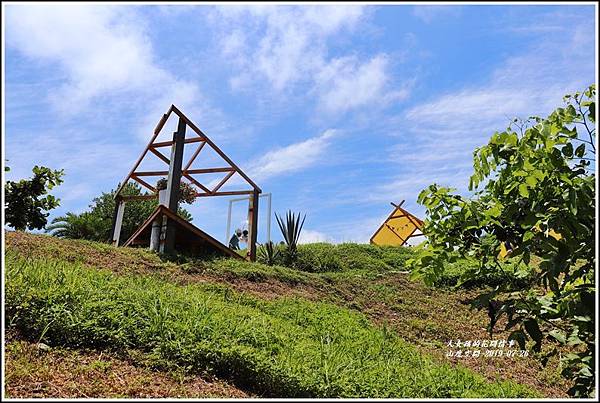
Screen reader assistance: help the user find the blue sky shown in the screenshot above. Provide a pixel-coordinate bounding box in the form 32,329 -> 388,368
3,3 -> 596,245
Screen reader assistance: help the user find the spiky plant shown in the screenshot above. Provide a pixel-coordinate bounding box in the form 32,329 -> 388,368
45,212 -> 104,240
257,241 -> 281,266
275,210 -> 306,265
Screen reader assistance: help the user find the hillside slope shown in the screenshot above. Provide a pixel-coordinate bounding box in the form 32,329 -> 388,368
4,231 -> 567,397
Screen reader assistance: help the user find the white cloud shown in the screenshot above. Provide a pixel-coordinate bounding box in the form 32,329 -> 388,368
366,8 -> 594,214
6,5 -> 162,107
298,229 -> 330,244
4,4 -> 222,142
213,5 -> 364,90
316,55 -> 410,114
248,129 -> 337,181
208,5 -> 410,114
412,6 -> 461,23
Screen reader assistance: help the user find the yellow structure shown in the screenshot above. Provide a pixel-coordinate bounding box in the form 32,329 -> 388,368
498,224 -> 562,259
370,200 -> 424,246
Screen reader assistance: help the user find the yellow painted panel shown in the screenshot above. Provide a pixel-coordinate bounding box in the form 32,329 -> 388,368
371,210 -> 419,246
533,223 -> 563,240
548,229 -> 562,240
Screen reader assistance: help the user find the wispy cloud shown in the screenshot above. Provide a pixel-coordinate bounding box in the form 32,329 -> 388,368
248,129 -> 337,182
366,8 -> 595,213
5,4 -> 224,141
208,5 -> 410,115
412,5 -> 462,23
316,55 -> 410,114
299,229 -> 330,244
7,5 -> 160,108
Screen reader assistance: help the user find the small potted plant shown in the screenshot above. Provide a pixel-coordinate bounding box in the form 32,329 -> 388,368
155,178 -> 198,205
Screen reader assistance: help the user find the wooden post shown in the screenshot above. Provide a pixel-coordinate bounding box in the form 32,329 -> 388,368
150,219 -> 161,251
110,198 -> 126,246
247,189 -> 259,262
160,117 -> 186,254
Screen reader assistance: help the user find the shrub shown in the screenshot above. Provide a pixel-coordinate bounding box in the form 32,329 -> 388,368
293,243 -> 414,273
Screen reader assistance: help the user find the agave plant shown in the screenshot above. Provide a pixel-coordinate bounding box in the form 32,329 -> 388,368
257,241 -> 281,266
275,210 -> 306,264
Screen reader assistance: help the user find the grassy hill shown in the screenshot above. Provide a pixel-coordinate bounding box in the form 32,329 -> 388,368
4,231 -> 568,398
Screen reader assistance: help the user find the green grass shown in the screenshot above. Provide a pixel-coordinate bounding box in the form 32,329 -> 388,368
199,258 -> 318,285
258,242 -> 414,274
5,253 -> 538,398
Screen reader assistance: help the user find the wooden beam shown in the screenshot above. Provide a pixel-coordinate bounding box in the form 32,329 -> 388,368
149,147 -> 171,165
162,116 -> 187,254
247,189 -> 259,262
183,175 -> 212,194
170,105 -> 262,192
400,226 -> 422,246
390,200 -> 406,209
115,141 -> 156,197
121,194 -> 158,201
151,137 -> 204,148
131,175 -> 157,193
153,105 -> 176,135
397,206 -> 424,227
148,147 -> 208,193
183,141 -> 206,171
115,106 -> 174,198
195,190 -> 254,197
133,171 -> 169,177
185,167 -> 234,174
211,170 -> 236,193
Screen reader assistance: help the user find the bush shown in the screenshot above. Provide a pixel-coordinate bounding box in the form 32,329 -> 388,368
432,256 -> 536,289
291,243 -> 414,273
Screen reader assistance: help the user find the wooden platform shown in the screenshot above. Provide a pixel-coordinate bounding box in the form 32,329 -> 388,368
123,205 -> 243,260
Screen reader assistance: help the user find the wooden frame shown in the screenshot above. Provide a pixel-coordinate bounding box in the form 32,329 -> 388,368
112,105 -> 262,261
115,105 -> 260,198
123,205 -> 244,260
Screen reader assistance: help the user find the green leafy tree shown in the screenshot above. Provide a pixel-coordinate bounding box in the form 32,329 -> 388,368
45,182 -> 193,243
409,85 -> 595,397
87,183 -> 159,242
46,212 -> 105,240
5,166 -> 64,231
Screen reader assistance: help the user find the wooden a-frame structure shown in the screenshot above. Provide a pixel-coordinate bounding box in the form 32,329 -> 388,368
370,200 -> 424,247
110,104 -> 261,261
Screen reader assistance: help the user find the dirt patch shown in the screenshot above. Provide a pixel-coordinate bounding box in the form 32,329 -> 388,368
4,338 -> 249,398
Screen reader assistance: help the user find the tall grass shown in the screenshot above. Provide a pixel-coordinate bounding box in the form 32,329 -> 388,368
5,253 -> 537,398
